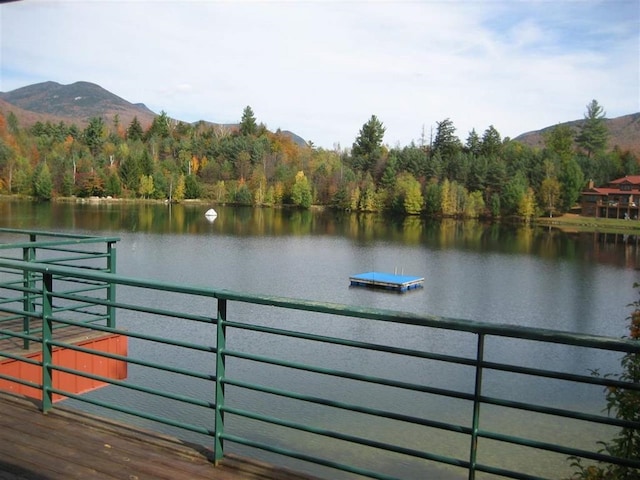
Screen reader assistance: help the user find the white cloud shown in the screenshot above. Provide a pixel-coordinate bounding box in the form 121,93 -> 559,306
1,0 -> 638,148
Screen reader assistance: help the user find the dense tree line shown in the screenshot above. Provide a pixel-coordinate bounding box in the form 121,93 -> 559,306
0,100 -> 636,219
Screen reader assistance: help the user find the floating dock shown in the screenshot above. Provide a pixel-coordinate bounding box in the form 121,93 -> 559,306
349,272 -> 424,292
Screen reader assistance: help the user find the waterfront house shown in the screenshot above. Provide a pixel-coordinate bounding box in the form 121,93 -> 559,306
580,175 -> 640,219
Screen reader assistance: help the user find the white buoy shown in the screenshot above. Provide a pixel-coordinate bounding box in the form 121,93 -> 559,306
205,208 -> 218,223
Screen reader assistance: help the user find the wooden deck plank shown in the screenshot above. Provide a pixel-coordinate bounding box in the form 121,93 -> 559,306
0,393 -> 321,480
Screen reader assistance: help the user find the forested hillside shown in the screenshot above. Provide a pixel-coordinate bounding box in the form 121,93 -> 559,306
0,99 -> 637,219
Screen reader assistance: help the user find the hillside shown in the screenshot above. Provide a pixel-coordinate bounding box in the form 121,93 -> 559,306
0,81 -> 157,130
0,81 -> 637,152
0,81 -> 308,146
514,112 -> 640,155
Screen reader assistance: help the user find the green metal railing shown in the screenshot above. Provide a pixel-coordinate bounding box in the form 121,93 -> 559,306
0,228 -> 119,346
0,238 -> 639,479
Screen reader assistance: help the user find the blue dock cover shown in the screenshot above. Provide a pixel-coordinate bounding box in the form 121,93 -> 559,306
349,272 -> 424,292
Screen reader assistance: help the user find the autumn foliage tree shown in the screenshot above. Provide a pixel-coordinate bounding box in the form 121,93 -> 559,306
0,100 -> 634,218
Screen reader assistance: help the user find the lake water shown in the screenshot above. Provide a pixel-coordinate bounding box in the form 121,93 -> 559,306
1,200 -> 638,479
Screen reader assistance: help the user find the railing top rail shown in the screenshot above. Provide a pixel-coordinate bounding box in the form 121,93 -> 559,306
0,237 -> 120,251
0,257 -> 638,355
0,227 -> 120,242
0,229 -> 120,251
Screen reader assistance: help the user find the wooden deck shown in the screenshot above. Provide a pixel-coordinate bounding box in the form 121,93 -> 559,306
0,392 -> 320,480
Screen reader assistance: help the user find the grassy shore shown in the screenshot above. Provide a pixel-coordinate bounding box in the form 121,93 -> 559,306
535,213 -> 640,233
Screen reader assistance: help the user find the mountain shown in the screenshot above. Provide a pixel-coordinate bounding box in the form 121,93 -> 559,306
0,81 -> 157,129
0,81 -> 307,145
1,81 -> 637,153
514,112 -> 640,155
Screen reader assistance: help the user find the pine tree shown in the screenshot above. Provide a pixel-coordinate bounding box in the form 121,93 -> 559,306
32,162 -> 52,201
576,100 -> 609,159
352,115 -> 386,173
239,106 -> 258,136
127,117 -> 144,141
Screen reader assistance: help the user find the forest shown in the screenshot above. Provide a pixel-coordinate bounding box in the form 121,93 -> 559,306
0,99 -> 636,219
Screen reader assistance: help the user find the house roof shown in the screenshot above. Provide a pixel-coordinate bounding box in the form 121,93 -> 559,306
582,175 -> 640,195
609,175 -> 640,185
587,187 -> 639,196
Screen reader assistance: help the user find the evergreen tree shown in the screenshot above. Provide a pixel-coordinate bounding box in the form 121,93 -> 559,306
380,154 -> 398,190
433,118 -> 461,161
185,174 -> 201,199
424,182 -> 442,217
127,116 -> 144,141
480,125 -> 502,158
105,171 -> 122,197
501,172 -> 528,215
140,149 -> 154,176
239,106 -> 258,136
544,124 -> 574,161
352,115 -> 385,173
559,157 -> 585,211
575,99 -> 609,159
83,117 -> 105,156
32,162 -> 53,201
146,111 -> 171,139
465,129 -> 481,157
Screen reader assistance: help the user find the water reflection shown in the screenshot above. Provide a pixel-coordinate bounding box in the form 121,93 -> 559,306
1,200 -> 639,270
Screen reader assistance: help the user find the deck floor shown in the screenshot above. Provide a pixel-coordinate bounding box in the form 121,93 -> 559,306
0,392 -> 319,480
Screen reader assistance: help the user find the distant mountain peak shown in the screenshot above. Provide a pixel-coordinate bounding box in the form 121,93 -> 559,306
0,80 -> 157,129
514,112 -> 640,154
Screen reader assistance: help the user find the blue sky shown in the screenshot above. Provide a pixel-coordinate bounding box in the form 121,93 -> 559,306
1,0 -> 638,149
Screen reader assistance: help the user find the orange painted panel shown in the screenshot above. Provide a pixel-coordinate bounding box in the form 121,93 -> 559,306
0,334 -> 127,402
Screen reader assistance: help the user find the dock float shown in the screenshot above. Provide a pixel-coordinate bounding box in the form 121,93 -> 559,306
349,272 -> 424,292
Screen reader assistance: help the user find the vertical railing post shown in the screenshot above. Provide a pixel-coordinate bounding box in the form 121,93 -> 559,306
468,333 -> 485,480
106,241 -> 117,328
41,271 -> 54,413
21,234 -> 37,349
214,297 -> 227,464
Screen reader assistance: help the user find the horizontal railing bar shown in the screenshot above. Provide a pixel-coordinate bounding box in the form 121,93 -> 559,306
0,349 -> 42,366
0,278 -> 27,287
482,359 -> 640,392
49,340 -> 216,382
38,254 -> 110,264
35,244 -> 111,253
1,257 -> 638,353
223,348 -> 475,402
224,377 -> 472,435
0,227 -> 120,242
50,279 -> 109,292
223,406 -> 470,470
48,316 -> 216,353
225,320 -> 478,368
0,284 -> 43,296
217,291 -> 640,353
221,433 -> 404,480
52,291 -> 215,325
480,394 -> 640,430
0,239 -> 120,252
0,372 -> 41,391
473,462 -> 549,480
51,363 -> 216,410
478,428 -> 640,469
47,388 -> 214,438
0,327 -> 41,344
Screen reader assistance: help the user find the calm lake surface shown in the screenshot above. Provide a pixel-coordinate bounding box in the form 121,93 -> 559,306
1,200 -> 638,479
